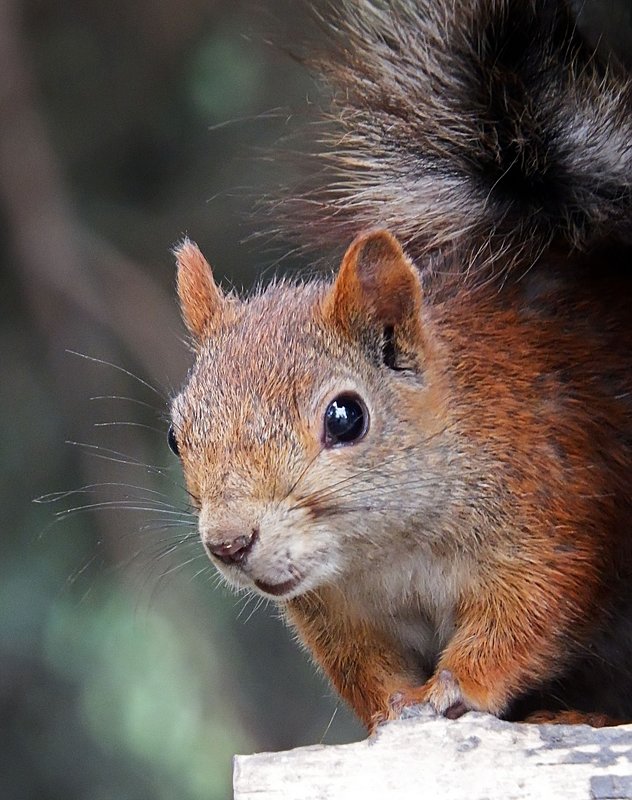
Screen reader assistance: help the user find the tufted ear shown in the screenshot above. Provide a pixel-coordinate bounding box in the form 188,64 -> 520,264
174,239 -> 225,340
324,230 -> 426,365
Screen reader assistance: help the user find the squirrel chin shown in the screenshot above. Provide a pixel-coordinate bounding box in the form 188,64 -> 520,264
211,558 -> 315,600
253,576 -> 304,598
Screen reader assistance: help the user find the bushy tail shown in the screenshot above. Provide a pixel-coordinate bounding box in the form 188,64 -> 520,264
292,0 -> 632,270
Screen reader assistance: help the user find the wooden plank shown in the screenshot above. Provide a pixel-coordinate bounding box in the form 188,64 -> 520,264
234,709 -> 632,799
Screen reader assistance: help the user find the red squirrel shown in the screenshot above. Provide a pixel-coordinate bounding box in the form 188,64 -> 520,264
168,0 -> 632,732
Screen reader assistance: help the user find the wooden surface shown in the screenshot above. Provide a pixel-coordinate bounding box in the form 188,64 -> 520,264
234,709 -> 632,799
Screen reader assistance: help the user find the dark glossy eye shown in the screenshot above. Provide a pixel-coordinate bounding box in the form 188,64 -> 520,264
167,423 -> 180,456
324,394 -> 368,446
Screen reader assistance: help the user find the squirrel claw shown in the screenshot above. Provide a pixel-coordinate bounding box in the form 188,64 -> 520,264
373,674 -> 474,733
421,669 -> 471,718
386,670 -> 467,720
384,674 -> 469,723
387,686 -> 429,717
444,700 -> 468,720
399,702 -> 434,721
367,709 -> 392,738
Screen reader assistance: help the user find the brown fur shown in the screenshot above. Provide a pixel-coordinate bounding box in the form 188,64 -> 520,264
169,0 -> 632,732
171,236 -> 632,731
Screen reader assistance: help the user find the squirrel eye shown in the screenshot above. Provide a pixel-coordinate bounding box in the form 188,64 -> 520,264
167,423 -> 180,456
324,394 -> 368,447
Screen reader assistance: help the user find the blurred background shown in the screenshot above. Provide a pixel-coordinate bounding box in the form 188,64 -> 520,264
2,1 -> 631,798
0,1 -> 364,798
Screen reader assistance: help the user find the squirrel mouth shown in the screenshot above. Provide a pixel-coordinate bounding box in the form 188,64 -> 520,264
254,575 -> 302,597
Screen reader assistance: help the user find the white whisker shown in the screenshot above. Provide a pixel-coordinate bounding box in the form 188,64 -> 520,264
66,350 -> 164,398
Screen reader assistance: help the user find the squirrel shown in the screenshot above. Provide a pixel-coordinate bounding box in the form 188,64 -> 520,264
168,0 -> 632,732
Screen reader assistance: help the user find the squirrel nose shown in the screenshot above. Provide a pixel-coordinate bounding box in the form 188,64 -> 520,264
204,528 -> 258,565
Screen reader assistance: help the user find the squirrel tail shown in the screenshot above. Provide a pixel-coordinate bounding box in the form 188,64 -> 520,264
292,0 -> 632,270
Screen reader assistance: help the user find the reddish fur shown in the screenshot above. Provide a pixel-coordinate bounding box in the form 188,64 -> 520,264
325,231 -> 422,329
173,231 -> 632,732
171,0 -> 632,732
174,239 -> 227,339
286,591 -> 419,730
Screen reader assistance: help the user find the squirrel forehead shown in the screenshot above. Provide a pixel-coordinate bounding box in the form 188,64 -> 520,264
176,279 -> 372,413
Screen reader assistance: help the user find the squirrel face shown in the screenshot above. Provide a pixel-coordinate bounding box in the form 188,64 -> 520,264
170,232 -> 456,601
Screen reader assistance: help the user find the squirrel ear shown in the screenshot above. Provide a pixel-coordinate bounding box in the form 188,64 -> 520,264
325,230 -> 424,353
174,239 -> 225,340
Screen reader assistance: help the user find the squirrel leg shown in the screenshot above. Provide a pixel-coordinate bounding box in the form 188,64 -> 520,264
390,570 -> 595,721
285,593 -> 422,733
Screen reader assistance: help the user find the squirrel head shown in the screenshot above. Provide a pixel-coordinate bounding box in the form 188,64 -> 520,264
170,231 -> 450,600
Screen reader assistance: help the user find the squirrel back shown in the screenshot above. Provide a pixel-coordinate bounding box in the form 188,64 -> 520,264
286,0 -> 632,271
169,0 -> 632,731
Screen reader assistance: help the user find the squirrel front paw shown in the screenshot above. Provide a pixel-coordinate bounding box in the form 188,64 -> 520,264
369,666 -> 508,733
421,669 -> 471,719
385,670 -> 478,724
